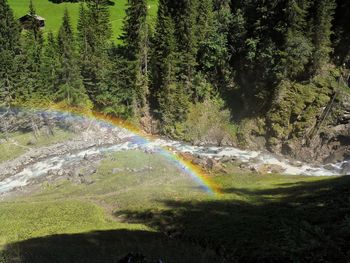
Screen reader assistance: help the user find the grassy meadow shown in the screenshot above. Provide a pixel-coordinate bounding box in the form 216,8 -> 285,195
0,150 -> 219,262
8,0 -> 158,42
1,147 -> 349,262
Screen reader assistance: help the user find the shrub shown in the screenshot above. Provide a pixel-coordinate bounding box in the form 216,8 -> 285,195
183,98 -> 237,146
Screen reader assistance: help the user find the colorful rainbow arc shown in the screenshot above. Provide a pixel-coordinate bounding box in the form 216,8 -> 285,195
5,106 -> 222,195
92,111 -> 222,195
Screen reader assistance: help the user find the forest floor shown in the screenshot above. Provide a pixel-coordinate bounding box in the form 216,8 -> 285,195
0,130 -> 349,262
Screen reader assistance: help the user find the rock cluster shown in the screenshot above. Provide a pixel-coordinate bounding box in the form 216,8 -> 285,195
297,91 -> 350,164
0,127 -> 125,181
267,90 -> 350,164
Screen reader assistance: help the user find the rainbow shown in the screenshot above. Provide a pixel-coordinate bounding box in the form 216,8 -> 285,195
160,150 -> 222,195
2,105 -> 221,195
92,111 -> 221,195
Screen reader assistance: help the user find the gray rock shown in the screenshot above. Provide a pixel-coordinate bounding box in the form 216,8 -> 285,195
57,169 -> 65,177
239,163 -> 250,169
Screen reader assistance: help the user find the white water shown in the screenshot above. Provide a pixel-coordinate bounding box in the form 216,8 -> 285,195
0,128 -> 347,195
150,138 -> 344,176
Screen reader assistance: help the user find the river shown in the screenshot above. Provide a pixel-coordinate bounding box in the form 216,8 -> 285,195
0,124 -> 347,195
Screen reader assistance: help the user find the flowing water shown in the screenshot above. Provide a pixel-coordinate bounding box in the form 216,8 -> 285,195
0,109 -> 348,195
0,127 -> 347,195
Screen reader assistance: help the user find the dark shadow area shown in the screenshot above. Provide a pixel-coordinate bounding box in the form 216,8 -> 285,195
1,230 -> 218,263
118,176 -> 350,263
3,177 -> 350,262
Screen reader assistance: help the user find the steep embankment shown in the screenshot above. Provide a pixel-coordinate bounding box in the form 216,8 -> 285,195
265,73 -> 350,164
235,71 -> 350,166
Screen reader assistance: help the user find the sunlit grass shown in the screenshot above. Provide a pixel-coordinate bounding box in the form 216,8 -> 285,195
31,150 -> 211,209
1,150 -> 346,262
0,150 -> 218,261
0,200 -> 145,247
8,0 -> 158,43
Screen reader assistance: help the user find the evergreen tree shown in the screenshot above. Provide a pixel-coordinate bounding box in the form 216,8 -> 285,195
56,9 -> 90,108
96,46 -> 135,117
151,0 -> 178,125
171,0 -> 198,85
197,0 -> 232,97
311,0 -> 336,73
151,0 -> 176,95
85,0 -> 112,52
0,0 -> 21,107
282,0 -> 313,79
333,0 -> 350,67
77,3 -> 89,55
0,0 -> 20,51
40,31 -> 60,99
227,1 -> 286,113
119,0 -> 149,118
333,0 -> 350,69
194,0 -> 214,45
192,0 -> 217,101
1,0 -> 349,142
27,0 -> 41,40
120,0 -> 148,60
18,0 -> 45,104
77,0 -> 112,103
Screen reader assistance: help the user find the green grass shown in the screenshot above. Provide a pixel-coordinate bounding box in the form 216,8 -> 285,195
0,129 -> 74,163
1,151 -> 349,262
0,151 -> 218,262
30,151 -> 211,210
0,200 -> 145,246
0,201 -> 214,263
8,0 -> 158,42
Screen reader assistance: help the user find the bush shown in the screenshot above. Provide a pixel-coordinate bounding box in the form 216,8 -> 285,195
183,98 -> 237,146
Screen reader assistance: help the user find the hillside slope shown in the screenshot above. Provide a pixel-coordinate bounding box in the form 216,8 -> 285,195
8,0 -> 158,41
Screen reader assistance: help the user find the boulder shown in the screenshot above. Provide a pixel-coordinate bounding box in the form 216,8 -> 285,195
191,157 -> 207,167
205,158 -> 220,170
239,163 -> 250,170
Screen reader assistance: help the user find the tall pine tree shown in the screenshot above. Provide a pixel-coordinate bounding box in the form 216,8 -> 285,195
77,0 -> 112,104
56,9 -> 90,109
40,31 -> 60,99
0,0 -> 21,107
151,0 -> 202,135
18,0 -> 45,104
311,0 -> 336,74
119,0 -> 149,118
282,0 -> 313,79
197,0 -> 233,102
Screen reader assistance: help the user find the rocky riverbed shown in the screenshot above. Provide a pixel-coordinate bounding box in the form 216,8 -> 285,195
0,110 -> 349,197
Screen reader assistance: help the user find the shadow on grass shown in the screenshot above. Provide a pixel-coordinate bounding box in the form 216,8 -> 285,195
2,177 -> 350,262
117,176 -> 350,263
1,229 -> 218,263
